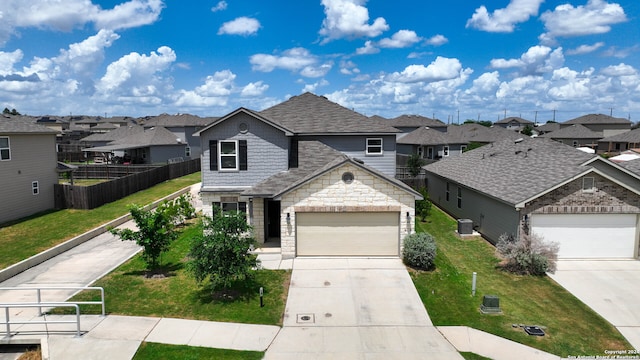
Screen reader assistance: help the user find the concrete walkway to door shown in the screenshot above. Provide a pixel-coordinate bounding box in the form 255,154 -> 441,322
263,257 -> 464,359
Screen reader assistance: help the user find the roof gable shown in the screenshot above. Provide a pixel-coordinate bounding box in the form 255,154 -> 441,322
194,107 -> 294,137
539,124 -> 602,139
564,113 -> 631,125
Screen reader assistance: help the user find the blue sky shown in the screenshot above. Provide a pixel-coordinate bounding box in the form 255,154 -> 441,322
0,0 -> 639,123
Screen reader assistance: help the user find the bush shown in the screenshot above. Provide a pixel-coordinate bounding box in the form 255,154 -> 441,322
402,232 -> 437,270
415,187 -> 432,222
496,232 -> 559,276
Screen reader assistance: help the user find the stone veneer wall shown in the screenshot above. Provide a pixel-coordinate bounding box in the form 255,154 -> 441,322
199,192 -> 265,244
520,174 -> 640,236
280,163 -> 417,258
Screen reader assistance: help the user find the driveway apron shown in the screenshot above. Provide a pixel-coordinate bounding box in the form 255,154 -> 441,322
264,257 -> 462,359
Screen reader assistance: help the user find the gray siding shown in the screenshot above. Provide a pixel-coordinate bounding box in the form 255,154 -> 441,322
426,172 -> 519,244
306,135 -> 396,177
149,145 -> 187,164
200,113 -> 289,188
0,133 -> 57,224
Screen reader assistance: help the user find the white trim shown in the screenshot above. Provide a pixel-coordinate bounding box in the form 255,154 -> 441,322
218,140 -> 238,171
366,138 -> 383,156
0,136 -> 10,161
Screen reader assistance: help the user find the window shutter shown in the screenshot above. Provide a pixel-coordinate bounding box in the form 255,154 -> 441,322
289,137 -> 299,168
209,140 -> 218,170
239,202 -> 247,213
239,140 -> 248,171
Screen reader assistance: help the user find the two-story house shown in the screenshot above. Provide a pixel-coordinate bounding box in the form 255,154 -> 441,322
196,93 -> 422,259
0,118 -> 59,224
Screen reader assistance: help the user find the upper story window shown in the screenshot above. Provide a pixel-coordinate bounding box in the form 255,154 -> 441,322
219,140 -> 238,170
366,138 -> 383,155
461,145 -> 467,153
209,139 -> 248,172
582,177 -> 595,192
572,140 -> 579,147
457,187 -> 462,208
32,181 -> 39,195
446,182 -> 450,201
0,137 -> 10,161
443,146 -> 450,157
185,146 -> 191,157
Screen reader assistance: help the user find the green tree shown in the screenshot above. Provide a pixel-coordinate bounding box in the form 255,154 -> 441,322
110,204 -> 177,271
415,187 -> 432,222
520,125 -> 533,136
187,211 -> 259,292
407,153 -> 425,177
2,108 -> 10,114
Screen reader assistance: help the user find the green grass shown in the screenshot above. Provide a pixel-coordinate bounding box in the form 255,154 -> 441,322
59,222 -> 290,326
460,353 -> 492,360
0,172 -> 201,269
411,207 -> 631,357
132,342 -> 263,360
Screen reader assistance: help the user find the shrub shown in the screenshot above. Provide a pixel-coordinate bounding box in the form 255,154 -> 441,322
415,187 -> 432,222
496,232 -> 559,275
402,232 -> 437,270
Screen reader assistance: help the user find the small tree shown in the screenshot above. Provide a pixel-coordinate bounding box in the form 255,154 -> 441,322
110,204 -> 177,272
407,153 -> 425,177
187,211 -> 259,292
496,232 -> 559,275
520,125 -> 533,136
402,232 -> 437,270
415,187 -> 432,222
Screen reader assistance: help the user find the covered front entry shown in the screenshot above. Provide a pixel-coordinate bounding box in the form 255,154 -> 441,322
531,213 -> 639,259
296,212 -> 399,256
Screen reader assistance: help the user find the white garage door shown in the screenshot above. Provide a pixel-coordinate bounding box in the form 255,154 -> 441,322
531,214 -> 638,259
296,212 -> 399,256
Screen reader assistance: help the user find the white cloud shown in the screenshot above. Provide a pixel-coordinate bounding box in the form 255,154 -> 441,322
300,63 -> 333,78
211,1 -> 227,12
218,16 -> 260,36
425,34 -> 448,46
566,42 -> 605,55
466,0 -> 543,33
356,40 -> 380,55
601,63 -> 637,77
319,0 -> 389,43
490,46 -> 564,75
0,50 -> 23,75
250,47 -> 318,73
95,46 -> 176,102
388,57 -> 463,83
378,30 -> 421,48
602,45 -> 640,59
339,60 -> 360,75
241,81 -> 269,97
540,0 -> 627,43
0,0 -> 163,45
302,79 -> 330,94
194,70 -> 235,97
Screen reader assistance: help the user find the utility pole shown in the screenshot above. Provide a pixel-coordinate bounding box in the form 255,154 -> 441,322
457,109 -> 460,124
610,108 -> 613,117
504,109 -> 507,119
553,109 -> 556,122
534,110 -> 538,123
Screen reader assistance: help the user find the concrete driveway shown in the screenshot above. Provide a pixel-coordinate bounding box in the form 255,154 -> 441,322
264,258 -> 463,359
548,260 -> 640,351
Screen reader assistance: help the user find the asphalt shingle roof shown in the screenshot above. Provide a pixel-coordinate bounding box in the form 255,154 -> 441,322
424,137 -> 596,205
599,127 -> 640,142
564,113 -> 631,125
387,114 -> 446,128
495,116 -> 533,125
84,126 -> 183,151
259,92 -> 399,134
397,123 -> 521,145
139,113 -> 216,128
538,124 -> 603,139
0,117 -> 58,134
81,124 -> 144,142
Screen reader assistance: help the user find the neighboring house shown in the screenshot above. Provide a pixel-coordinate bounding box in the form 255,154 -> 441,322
83,126 -> 187,164
386,114 -> 447,135
397,123 -> 521,160
494,116 -> 534,131
598,127 -> 640,154
563,113 -> 631,137
0,118 -> 59,224
424,137 -> 640,259
195,92 -> 422,258
534,121 -> 562,135
538,124 -> 603,149
138,113 -> 216,159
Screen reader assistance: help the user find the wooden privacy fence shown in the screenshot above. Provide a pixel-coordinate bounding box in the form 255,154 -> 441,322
54,158 -> 200,210
70,164 -> 158,179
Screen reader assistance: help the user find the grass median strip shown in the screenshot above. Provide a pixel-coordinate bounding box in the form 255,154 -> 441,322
412,206 -> 630,357
58,222 -> 290,326
132,342 -> 263,360
0,172 -> 201,269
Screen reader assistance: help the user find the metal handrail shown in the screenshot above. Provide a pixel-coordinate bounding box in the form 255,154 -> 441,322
0,286 -> 105,316
1,303 -> 81,338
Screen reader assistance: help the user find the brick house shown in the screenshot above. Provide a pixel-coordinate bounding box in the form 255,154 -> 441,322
196,93 -> 422,258
424,137 -> 640,259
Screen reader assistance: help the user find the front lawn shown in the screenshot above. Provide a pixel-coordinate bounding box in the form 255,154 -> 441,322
0,172 -> 201,269
132,342 -> 263,360
61,222 -> 290,326
412,207 -> 630,357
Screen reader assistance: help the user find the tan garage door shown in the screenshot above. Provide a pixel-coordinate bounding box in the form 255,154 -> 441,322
296,212 -> 399,256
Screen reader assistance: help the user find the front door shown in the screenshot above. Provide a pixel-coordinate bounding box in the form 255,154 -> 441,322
266,200 -> 281,239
